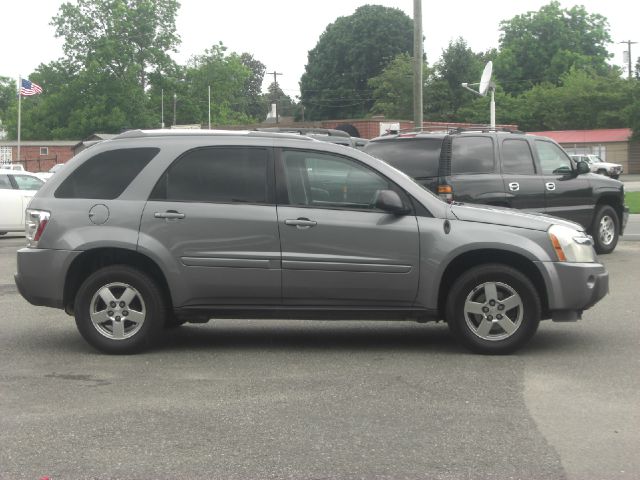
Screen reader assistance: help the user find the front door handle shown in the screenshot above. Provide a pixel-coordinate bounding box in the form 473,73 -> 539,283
154,210 -> 186,219
545,182 -> 556,191
285,218 -> 317,229
508,182 -> 520,192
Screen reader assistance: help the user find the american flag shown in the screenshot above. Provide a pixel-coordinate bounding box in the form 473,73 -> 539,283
20,78 -> 43,96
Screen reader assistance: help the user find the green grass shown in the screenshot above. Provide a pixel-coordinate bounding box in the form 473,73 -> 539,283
626,191 -> 640,214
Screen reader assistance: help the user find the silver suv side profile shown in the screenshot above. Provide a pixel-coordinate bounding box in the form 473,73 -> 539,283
15,130 -> 609,355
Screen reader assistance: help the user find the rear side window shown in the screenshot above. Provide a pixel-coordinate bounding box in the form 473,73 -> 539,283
0,174 -> 11,189
501,139 -> 536,175
13,175 -> 44,191
55,148 -> 159,199
150,147 -> 269,204
451,137 -> 494,174
364,138 -> 442,178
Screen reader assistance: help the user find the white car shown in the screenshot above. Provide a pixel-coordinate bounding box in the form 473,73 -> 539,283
35,163 -> 65,181
0,169 -> 45,236
570,154 -> 623,179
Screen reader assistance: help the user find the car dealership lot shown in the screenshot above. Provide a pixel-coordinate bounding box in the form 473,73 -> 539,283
1,234 -> 639,480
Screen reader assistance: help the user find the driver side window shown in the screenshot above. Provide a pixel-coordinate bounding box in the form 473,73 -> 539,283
535,140 -> 573,175
281,150 -> 392,210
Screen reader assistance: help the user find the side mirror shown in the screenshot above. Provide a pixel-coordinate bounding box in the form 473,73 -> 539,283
374,189 -> 410,214
576,161 -> 590,175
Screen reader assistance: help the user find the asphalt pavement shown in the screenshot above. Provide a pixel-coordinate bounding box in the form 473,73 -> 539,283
1,235 -> 639,480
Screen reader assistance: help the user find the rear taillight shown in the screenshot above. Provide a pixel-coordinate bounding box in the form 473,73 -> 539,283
438,184 -> 453,202
25,209 -> 50,247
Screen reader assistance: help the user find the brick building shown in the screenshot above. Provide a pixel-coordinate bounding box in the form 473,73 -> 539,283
0,140 -> 77,173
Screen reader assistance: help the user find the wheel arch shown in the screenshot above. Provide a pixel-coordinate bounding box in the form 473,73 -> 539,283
63,248 -> 172,315
437,249 -> 549,319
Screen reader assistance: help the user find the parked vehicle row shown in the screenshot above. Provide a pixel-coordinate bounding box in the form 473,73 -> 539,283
15,130 -> 609,355
363,129 -> 628,254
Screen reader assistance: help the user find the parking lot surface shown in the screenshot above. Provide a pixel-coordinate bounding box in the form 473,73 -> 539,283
1,234 -> 639,480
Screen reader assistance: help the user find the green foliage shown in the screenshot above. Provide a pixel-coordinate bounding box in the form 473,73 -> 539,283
368,53 -> 416,119
300,5 -> 413,120
426,39 -> 491,122
495,1 -> 613,95
626,192 -> 640,214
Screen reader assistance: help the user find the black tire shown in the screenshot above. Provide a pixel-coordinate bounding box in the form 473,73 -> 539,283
597,169 -> 607,176
610,174 -> 619,180
74,265 -> 166,354
445,264 -> 541,355
591,205 -> 619,254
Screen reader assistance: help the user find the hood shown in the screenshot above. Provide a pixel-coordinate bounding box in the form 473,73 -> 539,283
448,202 -> 584,232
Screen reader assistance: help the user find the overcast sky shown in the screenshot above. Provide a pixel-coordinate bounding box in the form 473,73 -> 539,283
1,0 -> 637,97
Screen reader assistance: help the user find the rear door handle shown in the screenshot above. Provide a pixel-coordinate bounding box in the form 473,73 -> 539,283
154,210 -> 186,219
285,218 -> 317,229
508,182 -> 520,192
545,182 -> 556,191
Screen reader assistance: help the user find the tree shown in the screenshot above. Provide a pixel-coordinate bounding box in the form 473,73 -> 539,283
426,39 -> 490,122
300,5 -> 413,120
240,53 -> 267,119
368,53 -> 418,119
180,43 -> 254,126
0,77 -> 16,133
495,1 -> 613,95
52,0 -> 180,90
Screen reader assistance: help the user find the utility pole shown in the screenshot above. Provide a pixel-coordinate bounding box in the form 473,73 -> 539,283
267,70 -> 283,123
620,40 -> 637,79
413,0 -> 423,130
173,93 -> 177,126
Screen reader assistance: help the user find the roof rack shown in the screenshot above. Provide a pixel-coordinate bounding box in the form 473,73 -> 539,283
254,127 -> 351,137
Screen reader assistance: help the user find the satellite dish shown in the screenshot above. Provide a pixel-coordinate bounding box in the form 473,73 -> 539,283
479,61 -> 493,96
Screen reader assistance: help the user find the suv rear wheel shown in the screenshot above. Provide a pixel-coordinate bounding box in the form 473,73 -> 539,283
445,264 -> 541,354
74,265 -> 166,354
591,205 -> 619,254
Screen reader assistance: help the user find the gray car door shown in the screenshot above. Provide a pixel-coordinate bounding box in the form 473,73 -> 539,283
138,146 -> 281,307
276,148 -> 420,307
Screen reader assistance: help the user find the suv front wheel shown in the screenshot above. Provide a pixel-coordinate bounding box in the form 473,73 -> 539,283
74,265 -> 166,354
591,205 -> 619,254
445,264 -> 541,354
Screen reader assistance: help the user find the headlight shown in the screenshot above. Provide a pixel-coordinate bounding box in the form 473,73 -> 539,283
548,224 -> 596,263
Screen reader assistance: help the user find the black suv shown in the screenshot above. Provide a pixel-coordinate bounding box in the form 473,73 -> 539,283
364,129 -> 629,253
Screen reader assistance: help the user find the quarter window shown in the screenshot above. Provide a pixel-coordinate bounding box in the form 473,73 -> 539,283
451,137 -> 495,174
501,139 -> 536,175
151,147 -> 269,204
281,150 -> 395,210
56,148 -> 159,199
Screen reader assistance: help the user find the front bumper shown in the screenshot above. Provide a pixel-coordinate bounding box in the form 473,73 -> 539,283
535,261 -> 609,321
621,205 -> 629,235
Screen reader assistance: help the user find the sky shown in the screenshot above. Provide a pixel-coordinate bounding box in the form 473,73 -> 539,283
1,0 -> 638,98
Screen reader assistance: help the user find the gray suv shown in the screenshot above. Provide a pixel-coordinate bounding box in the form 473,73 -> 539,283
15,130 -> 609,355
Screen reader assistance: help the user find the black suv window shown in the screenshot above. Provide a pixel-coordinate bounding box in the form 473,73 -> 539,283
151,147 -> 269,204
364,138 -> 442,178
501,139 -> 536,175
535,140 -> 573,175
451,136 -> 494,174
56,148 -> 159,199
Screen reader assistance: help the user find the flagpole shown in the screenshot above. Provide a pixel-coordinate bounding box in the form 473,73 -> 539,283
17,76 -> 21,166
